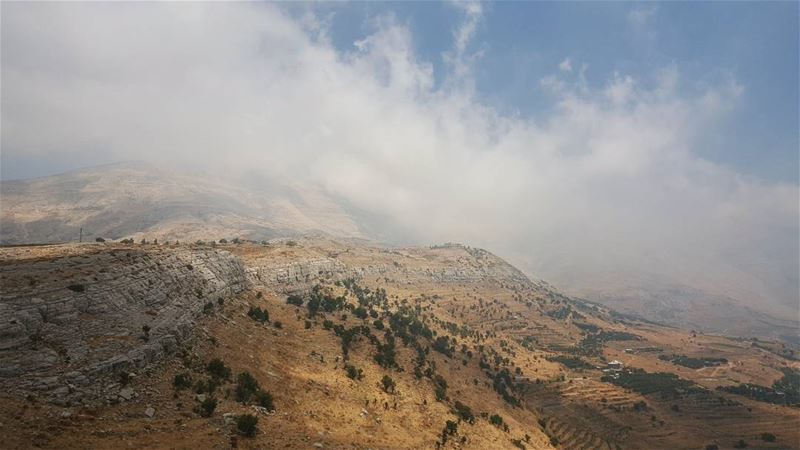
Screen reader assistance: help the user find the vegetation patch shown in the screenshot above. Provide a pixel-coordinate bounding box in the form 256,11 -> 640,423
235,372 -> 275,410
453,401 -> 475,424
602,369 -> 699,399
67,284 -> 86,293
489,413 -> 509,432
247,306 -> 269,323
718,368 -> 800,406
658,354 -> 727,369
236,414 -> 258,437
173,372 -> 192,390
206,358 -> 232,381
344,364 -> 364,381
546,355 -> 593,370
197,397 -> 217,417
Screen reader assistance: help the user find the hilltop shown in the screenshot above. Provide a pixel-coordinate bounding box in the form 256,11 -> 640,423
0,238 -> 797,449
0,162 -> 366,245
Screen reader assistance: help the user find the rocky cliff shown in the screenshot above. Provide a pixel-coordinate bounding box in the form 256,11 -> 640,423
0,239 -> 537,407
0,244 -> 247,405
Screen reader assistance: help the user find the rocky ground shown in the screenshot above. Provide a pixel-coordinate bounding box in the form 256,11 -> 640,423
0,238 -> 798,449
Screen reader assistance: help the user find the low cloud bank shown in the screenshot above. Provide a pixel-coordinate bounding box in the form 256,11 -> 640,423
2,3 -> 797,314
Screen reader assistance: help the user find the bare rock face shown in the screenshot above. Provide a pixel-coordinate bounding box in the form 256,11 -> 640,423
0,244 -> 248,404
247,258 -> 346,288
243,242 -> 535,295
0,239 -> 536,407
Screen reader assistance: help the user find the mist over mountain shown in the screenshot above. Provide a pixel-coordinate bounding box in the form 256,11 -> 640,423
0,162 -> 369,244
1,162 -> 796,341
1,3 -> 797,336
1,3 -> 799,449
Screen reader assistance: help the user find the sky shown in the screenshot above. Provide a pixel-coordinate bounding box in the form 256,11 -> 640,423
1,2 -> 798,314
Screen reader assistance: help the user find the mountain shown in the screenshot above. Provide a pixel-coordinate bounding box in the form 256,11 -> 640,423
1,163 -> 795,343
0,238 -> 797,449
0,162 -> 366,244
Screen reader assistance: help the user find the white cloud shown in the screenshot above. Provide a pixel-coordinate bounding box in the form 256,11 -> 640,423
1,3 -> 797,315
627,4 -> 657,30
444,1 -> 485,85
559,58 -> 572,72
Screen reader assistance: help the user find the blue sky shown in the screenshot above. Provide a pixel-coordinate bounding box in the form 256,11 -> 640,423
2,2 -> 797,183
306,1 -> 799,183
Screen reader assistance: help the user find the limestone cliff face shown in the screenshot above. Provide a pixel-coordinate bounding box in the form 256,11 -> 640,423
0,245 -> 247,403
0,240 -> 537,406
246,258 -> 346,288
243,242 -> 535,293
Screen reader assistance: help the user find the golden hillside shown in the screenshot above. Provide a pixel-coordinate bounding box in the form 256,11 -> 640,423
0,238 -> 798,449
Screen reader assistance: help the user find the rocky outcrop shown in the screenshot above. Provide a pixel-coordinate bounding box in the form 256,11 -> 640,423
0,240 -> 536,406
0,245 -> 247,404
244,243 -> 535,293
247,258 -> 346,288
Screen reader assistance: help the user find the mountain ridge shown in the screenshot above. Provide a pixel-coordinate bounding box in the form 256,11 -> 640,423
2,163 -> 796,342
0,238 -> 797,449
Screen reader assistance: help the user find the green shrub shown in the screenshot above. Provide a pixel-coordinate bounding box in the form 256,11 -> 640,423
432,336 -> 454,357
434,375 -> 448,402
353,306 -> 368,319
119,371 -> 132,385
345,364 -> 364,381
234,372 -> 275,410
255,390 -> 275,410
248,306 -> 269,323
374,337 -> 398,369
440,420 -> 458,445
453,401 -> 475,424
489,412 -> 510,432
206,358 -> 231,380
760,433 -> 776,442
199,397 -> 217,417
382,375 -> 396,393
236,414 -> 258,437
67,284 -> 85,293
173,372 -> 192,390
194,378 -> 220,395
287,295 -> 304,306
235,372 -> 261,403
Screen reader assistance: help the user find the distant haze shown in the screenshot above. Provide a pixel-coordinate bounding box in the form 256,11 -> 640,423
2,3 -> 798,320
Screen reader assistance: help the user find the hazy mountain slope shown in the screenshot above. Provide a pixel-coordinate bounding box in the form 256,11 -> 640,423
2,163 -> 795,342
574,281 -> 800,345
0,162 -> 365,244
